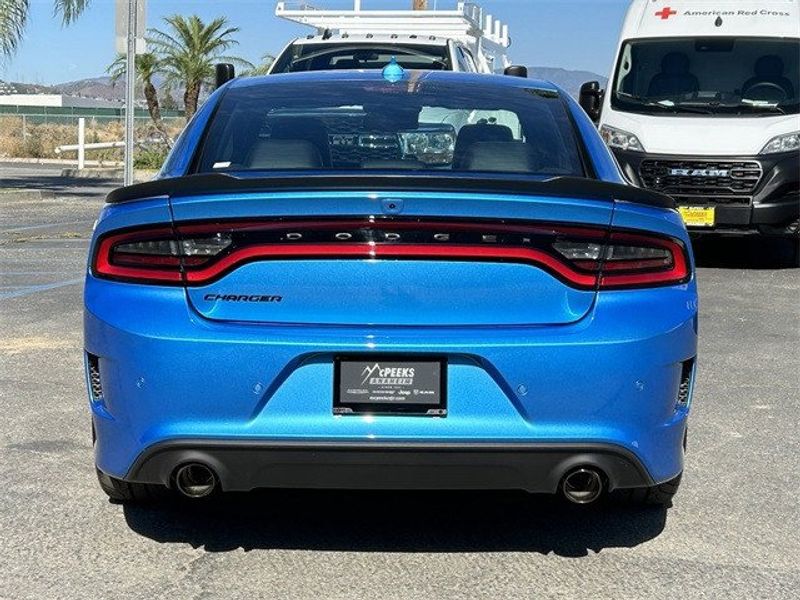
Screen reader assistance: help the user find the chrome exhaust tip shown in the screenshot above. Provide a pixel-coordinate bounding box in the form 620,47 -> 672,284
173,463 -> 217,499
561,467 -> 604,505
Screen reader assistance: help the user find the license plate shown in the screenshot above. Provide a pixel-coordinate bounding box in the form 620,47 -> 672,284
678,206 -> 715,228
334,356 -> 447,416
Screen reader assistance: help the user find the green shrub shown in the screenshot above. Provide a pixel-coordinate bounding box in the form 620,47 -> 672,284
134,147 -> 169,170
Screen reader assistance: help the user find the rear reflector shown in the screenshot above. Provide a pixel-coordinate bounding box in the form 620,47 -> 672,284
86,353 -> 104,401
676,358 -> 696,409
92,218 -> 690,289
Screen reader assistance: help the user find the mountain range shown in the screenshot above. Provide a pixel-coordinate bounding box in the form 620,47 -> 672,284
0,66 -> 607,105
525,67 -> 608,97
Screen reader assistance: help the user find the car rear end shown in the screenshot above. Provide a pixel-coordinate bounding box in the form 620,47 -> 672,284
85,71 -> 698,503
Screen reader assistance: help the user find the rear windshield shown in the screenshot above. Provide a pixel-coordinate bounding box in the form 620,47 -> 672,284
271,43 -> 451,72
195,76 -> 586,177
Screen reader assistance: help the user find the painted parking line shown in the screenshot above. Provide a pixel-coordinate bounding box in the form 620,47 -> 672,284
0,272 -> 71,275
1,220 -> 92,233
0,278 -> 84,300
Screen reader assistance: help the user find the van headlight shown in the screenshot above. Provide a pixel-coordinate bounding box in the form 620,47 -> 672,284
760,132 -> 800,155
399,127 -> 456,164
600,125 -> 645,152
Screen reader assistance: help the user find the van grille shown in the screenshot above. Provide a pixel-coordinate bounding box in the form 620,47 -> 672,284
640,160 -> 762,200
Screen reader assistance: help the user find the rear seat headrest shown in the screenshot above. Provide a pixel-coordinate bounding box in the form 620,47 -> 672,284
454,124 -> 514,167
247,139 -> 323,170
462,141 -> 539,173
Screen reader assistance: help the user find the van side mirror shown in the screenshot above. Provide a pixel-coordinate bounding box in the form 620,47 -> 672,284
215,63 -> 236,89
504,65 -> 528,78
579,81 -> 603,122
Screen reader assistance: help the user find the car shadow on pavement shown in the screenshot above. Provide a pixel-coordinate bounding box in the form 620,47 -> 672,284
0,174 -> 118,198
692,236 -> 799,269
123,489 -> 667,557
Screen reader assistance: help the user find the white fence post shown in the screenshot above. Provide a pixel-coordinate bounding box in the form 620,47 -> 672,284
78,117 -> 86,170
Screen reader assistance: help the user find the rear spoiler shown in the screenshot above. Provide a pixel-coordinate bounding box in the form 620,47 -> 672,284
106,173 -> 675,209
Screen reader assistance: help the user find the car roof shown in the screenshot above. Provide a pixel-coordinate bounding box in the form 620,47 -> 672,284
230,69 -> 561,94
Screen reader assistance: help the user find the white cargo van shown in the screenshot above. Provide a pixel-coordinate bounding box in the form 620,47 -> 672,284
579,0 -> 799,237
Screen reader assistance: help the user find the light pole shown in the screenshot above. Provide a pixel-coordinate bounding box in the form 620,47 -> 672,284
124,0 -> 136,186
116,0 -> 146,186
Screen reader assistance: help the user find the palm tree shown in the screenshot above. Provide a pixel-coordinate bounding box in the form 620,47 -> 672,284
107,52 -> 171,142
149,15 -> 252,120
1,0 -> 90,56
244,53 -> 275,77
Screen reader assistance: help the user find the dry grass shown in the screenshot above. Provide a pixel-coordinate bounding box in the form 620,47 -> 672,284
0,116 -> 185,163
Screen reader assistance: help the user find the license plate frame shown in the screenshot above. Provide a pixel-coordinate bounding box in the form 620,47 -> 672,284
333,355 -> 447,416
678,205 -> 716,228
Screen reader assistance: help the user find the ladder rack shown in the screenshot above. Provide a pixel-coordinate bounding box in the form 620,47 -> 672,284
274,1 -> 511,72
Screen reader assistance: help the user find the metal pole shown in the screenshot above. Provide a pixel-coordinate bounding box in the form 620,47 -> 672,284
124,0 -> 136,186
78,117 -> 85,170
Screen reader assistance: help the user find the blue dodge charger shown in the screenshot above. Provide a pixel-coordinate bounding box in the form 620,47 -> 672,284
85,67 -> 697,505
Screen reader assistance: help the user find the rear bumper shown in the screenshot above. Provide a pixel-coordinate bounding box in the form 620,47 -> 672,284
613,149 -> 800,236
85,273 -> 697,489
125,440 -> 654,493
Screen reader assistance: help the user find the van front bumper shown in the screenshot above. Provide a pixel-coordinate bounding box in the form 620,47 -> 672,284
613,149 -> 799,236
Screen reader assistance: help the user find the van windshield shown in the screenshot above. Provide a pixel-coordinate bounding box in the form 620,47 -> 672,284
611,37 -> 800,116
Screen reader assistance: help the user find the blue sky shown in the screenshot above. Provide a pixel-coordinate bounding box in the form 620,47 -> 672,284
1,0 -> 630,84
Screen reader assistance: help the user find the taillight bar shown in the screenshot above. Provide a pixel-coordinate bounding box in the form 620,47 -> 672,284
181,243 -> 600,287
92,218 -> 690,290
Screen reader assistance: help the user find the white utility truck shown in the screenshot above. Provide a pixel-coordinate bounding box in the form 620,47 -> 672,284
579,0 -> 799,238
269,1 -> 511,74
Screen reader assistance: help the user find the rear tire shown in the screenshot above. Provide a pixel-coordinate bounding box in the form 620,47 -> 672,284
96,468 -> 171,503
616,472 -> 682,506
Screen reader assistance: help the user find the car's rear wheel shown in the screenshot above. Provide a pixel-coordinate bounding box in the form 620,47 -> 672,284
96,468 -> 171,503
615,472 -> 683,506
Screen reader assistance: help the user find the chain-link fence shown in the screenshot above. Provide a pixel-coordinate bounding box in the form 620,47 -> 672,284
0,106 -> 186,168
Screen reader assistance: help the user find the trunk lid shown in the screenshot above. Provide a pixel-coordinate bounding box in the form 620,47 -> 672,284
169,190 -> 613,326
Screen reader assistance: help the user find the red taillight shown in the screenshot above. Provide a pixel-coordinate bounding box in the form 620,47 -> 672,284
600,232 -> 690,288
92,219 -> 690,289
555,231 -> 690,288
93,227 -> 232,284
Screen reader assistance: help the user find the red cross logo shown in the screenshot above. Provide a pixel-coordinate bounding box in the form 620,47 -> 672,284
655,7 -> 677,19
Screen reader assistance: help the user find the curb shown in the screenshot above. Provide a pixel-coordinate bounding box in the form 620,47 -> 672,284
60,168 -> 157,182
61,168 -> 122,179
1,157 -> 122,167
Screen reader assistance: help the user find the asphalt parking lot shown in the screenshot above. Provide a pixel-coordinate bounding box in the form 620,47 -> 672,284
1,169 -> 798,599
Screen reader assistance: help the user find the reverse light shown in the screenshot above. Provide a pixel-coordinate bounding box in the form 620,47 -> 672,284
93,219 -> 690,289
760,132 -> 800,155
600,125 -> 645,152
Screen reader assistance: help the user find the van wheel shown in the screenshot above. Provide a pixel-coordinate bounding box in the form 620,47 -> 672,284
616,472 -> 682,506
96,468 -> 170,503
